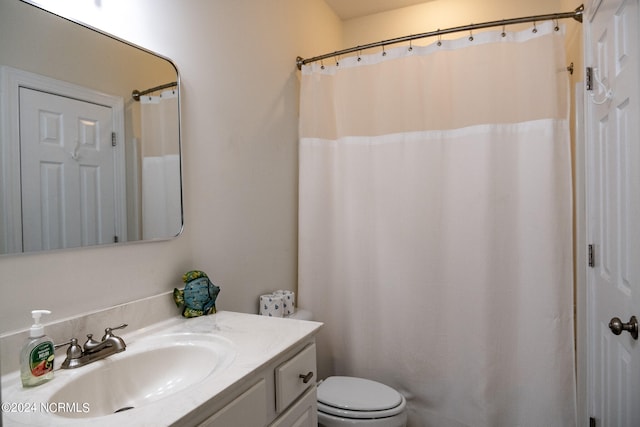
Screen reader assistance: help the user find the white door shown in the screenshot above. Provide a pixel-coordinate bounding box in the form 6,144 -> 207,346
586,0 -> 640,425
19,87 -> 117,251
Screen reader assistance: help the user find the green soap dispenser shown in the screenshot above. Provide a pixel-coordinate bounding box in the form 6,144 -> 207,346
20,310 -> 55,387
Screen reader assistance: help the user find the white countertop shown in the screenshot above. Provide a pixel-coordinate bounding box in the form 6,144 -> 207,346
1,311 -> 323,426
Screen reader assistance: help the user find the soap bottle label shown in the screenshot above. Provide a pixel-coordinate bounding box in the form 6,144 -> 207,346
29,342 -> 54,377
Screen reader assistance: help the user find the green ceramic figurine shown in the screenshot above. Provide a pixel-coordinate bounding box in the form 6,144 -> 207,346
173,270 -> 220,318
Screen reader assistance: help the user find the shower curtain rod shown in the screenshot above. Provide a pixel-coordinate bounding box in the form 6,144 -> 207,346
296,4 -> 584,70
132,81 -> 178,101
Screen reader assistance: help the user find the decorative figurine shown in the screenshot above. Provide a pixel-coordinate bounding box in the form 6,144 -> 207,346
173,270 -> 220,318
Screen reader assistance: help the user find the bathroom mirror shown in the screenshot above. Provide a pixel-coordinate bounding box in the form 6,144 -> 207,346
0,0 -> 182,255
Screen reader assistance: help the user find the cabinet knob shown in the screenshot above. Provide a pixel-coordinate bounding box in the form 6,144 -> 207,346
299,371 -> 314,384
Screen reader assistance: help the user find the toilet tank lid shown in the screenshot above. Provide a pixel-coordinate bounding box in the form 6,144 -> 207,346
317,376 -> 402,411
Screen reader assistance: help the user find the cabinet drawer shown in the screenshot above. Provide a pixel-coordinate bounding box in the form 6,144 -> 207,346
275,343 -> 317,412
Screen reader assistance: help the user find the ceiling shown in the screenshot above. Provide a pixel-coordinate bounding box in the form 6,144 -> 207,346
324,0 -> 434,20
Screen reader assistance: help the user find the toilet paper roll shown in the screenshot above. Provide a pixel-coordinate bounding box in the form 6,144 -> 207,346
259,294 -> 284,317
274,290 -> 296,316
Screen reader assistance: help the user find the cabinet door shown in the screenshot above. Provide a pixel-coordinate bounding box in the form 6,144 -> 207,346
269,386 -> 317,427
199,379 -> 266,427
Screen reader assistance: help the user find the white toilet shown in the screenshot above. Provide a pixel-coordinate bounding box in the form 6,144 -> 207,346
317,376 -> 407,427
286,310 -> 408,427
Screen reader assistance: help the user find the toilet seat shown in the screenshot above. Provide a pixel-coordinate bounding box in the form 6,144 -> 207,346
317,376 -> 406,419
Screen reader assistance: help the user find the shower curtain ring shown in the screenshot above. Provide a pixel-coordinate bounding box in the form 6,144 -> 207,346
437,31 -> 442,46
335,55 -> 340,67
501,25 -> 506,38
320,59 -> 325,70
408,39 -> 413,52
532,22 -> 538,33
468,28 -> 474,42
382,45 -> 387,56
554,19 -> 560,31
357,50 -> 362,62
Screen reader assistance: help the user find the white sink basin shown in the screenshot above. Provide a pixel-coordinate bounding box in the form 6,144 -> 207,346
48,332 -> 236,419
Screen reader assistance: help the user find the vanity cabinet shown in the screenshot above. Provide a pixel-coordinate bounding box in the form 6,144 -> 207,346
196,340 -> 318,427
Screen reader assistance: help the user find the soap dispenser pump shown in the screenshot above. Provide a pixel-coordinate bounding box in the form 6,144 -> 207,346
20,310 -> 55,387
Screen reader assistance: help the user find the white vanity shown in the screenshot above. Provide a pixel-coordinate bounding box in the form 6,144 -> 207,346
1,311 -> 322,427
195,332 -> 318,427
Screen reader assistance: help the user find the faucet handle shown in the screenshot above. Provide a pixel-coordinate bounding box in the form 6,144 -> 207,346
83,333 -> 101,351
102,323 -> 128,340
55,338 -> 83,360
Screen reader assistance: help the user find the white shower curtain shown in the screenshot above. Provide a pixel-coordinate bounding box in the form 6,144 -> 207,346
140,90 -> 181,239
298,22 -> 576,427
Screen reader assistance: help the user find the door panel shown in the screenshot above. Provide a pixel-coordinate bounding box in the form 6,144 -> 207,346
586,0 -> 640,425
20,87 -> 116,251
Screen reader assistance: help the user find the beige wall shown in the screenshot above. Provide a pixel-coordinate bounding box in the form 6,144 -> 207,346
0,0 -> 341,333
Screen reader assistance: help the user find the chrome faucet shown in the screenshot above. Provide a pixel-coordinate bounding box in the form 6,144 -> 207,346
55,324 -> 127,369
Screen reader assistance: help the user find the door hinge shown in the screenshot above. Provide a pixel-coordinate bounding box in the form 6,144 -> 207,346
114,235 -> 119,243
588,244 -> 595,267
111,132 -> 117,147
586,67 -> 594,91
